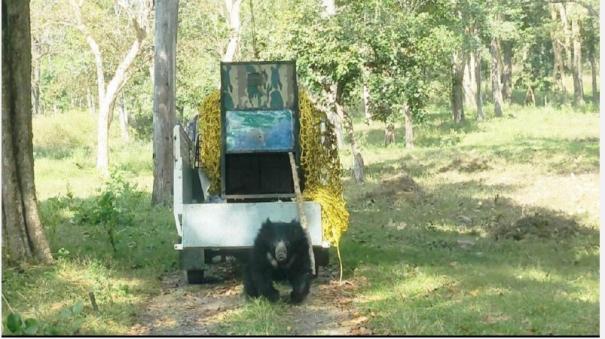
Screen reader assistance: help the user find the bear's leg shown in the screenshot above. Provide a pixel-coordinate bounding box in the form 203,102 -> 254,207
243,266 -> 259,298
289,271 -> 311,304
252,267 -> 279,302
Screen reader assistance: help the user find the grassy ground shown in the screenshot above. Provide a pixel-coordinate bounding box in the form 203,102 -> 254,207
1,104 -> 599,335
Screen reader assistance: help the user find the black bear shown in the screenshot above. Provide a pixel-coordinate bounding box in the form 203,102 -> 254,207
243,218 -> 312,303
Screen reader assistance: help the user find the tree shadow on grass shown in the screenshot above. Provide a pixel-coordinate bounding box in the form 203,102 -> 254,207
465,137 -> 599,175
340,159 -> 599,335
33,146 -> 74,160
355,134 -> 598,181
361,113 -> 481,149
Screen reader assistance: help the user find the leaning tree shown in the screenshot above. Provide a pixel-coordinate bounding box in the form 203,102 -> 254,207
2,0 -> 53,264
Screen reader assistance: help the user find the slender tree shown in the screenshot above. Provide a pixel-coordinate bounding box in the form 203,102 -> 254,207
223,0 -> 242,61
570,10 -> 584,105
490,37 -> 504,117
70,0 -> 151,175
2,0 -> 53,265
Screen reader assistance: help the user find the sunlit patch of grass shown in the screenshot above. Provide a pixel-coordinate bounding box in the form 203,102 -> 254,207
215,299 -> 290,335
2,257 -> 158,335
4,114 -> 178,334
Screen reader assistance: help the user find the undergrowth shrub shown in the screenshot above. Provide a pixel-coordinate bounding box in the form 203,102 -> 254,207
73,171 -> 139,253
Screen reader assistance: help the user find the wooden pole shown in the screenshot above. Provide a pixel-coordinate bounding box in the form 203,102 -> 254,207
288,152 -> 316,276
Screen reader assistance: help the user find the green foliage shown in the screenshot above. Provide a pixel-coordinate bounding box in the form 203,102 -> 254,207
5,312 -> 40,335
73,171 -> 137,253
3,301 -> 86,336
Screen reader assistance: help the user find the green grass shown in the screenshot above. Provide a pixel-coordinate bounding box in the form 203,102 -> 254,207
3,112 -> 175,335
2,104 -> 599,335
341,106 -> 599,335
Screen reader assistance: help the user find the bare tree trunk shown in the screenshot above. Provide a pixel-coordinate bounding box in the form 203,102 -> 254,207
584,16 -> 598,106
87,87 -> 96,115
335,95 -> 364,183
321,0 -> 336,16
223,0 -> 242,62
152,0 -> 178,205
558,3 -> 572,70
551,4 -> 567,99
589,49 -> 598,105
451,51 -> 466,123
525,85 -> 536,106
501,40 -> 513,103
362,83 -> 371,125
403,104 -> 414,149
463,52 -> 476,107
384,122 -> 395,146
490,38 -> 504,117
96,30 -> 145,174
2,0 -> 53,265
571,17 -> 584,106
72,0 -> 149,175
31,58 -> 41,115
474,49 -> 484,120
118,94 -> 129,142
324,83 -> 344,148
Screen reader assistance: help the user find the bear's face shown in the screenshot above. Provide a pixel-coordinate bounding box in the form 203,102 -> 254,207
258,219 -> 304,269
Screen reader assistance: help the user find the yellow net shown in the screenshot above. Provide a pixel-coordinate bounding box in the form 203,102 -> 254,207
197,89 -> 349,278
197,90 -> 221,194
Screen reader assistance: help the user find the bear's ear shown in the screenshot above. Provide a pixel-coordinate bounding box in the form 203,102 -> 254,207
291,218 -> 298,224
265,218 -> 272,225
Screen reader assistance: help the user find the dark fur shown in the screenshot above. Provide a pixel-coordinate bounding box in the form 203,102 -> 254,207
243,219 -> 312,303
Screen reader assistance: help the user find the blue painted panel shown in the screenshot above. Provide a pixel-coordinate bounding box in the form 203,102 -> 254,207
225,110 -> 294,152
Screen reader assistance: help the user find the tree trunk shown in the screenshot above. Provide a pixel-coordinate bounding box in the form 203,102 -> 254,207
362,83 -> 371,125
589,50 -> 597,105
72,0 -> 148,175
321,0 -> 336,16
474,49 -> 484,121
525,85 -> 536,106
223,0 -> 242,62
325,83 -> 344,147
558,3 -> 572,70
384,122 -> 395,146
403,104 -> 414,148
451,51 -> 466,123
501,40 -> 513,103
463,52 -> 476,107
118,94 -> 129,142
152,0 -> 178,205
550,4 -> 568,99
335,95 -> 364,183
31,58 -> 41,115
571,17 -> 584,106
490,38 -> 504,117
96,30 -> 145,174
87,87 -> 96,115
2,0 -> 53,265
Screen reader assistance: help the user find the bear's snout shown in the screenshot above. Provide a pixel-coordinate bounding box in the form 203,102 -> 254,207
275,241 -> 287,263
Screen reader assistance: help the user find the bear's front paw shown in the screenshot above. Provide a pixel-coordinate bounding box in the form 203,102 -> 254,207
289,290 -> 308,304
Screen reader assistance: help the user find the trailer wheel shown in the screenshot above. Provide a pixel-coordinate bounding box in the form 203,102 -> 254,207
186,270 -> 205,284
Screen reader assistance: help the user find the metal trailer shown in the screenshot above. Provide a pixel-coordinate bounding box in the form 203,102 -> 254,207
173,61 -> 329,283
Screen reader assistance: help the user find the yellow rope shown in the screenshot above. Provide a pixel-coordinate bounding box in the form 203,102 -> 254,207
197,89 -> 349,281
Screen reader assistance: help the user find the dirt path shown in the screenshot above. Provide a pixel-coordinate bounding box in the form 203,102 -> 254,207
129,262 -> 369,336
